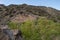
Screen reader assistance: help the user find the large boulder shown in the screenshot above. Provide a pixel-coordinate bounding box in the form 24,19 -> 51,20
0,25 -> 23,40
0,29 -> 9,40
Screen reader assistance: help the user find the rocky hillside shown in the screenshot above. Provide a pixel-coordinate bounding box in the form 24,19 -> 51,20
0,4 -> 60,24
0,4 -> 60,40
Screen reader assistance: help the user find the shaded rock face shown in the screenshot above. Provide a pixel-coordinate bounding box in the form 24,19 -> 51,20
0,25 -> 23,40
12,29 -> 23,40
0,29 -> 9,40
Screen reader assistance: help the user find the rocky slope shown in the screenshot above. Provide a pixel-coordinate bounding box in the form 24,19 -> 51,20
0,4 -> 60,40
0,4 -> 60,24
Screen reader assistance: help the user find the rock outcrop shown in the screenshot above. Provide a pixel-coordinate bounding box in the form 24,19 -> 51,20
0,25 -> 23,40
0,29 -> 9,40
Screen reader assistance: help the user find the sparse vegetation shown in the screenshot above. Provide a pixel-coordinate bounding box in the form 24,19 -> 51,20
8,17 -> 60,40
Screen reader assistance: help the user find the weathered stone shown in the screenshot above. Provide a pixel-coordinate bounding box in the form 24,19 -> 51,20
0,29 -> 9,40
0,25 -> 23,40
12,29 -> 23,40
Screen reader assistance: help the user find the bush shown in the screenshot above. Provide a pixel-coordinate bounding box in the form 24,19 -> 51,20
8,17 -> 60,40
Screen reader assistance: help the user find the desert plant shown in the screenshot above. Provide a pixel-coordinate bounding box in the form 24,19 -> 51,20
8,17 -> 60,40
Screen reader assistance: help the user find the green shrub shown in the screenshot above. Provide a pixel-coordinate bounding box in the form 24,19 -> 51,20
7,22 -> 18,29
8,17 -> 60,40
